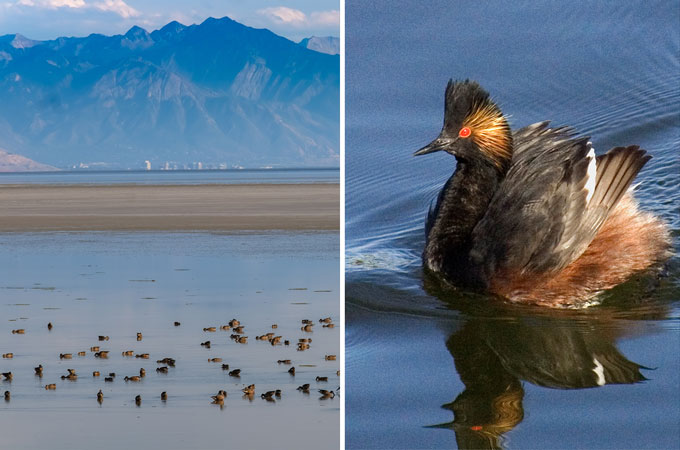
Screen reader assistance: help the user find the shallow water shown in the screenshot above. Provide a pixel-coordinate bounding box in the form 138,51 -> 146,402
0,232 -> 339,449
346,0 -> 680,448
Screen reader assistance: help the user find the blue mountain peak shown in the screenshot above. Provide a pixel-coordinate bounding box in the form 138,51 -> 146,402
125,25 -> 149,39
160,20 -> 185,34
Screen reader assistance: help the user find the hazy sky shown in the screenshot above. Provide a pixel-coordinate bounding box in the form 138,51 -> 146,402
0,0 -> 339,42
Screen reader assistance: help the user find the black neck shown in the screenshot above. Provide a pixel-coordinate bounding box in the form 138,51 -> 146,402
424,157 -> 505,286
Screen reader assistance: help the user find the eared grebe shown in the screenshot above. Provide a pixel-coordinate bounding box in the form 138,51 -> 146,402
415,80 -> 670,307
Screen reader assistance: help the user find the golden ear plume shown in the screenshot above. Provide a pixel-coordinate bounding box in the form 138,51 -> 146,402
463,102 -> 512,166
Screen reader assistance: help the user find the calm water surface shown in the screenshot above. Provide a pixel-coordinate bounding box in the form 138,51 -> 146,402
346,1 -> 679,448
0,168 -> 339,185
0,232 -> 339,449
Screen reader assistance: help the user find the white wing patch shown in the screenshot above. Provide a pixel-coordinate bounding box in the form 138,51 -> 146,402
592,357 -> 606,386
584,146 -> 596,205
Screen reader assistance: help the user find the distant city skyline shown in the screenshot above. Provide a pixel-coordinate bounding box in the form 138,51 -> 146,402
0,0 -> 339,42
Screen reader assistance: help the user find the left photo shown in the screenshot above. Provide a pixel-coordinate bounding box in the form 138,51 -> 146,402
0,2 -> 340,449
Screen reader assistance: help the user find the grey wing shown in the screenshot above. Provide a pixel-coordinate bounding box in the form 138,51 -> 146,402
469,122 -> 649,281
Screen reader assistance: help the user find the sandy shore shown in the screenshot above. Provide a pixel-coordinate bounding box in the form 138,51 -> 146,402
0,183 -> 339,231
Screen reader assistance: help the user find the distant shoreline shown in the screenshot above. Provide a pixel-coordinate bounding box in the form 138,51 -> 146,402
0,167 -> 340,174
0,183 -> 339,232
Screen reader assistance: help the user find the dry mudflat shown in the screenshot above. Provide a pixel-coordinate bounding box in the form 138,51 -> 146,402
0,183 -> 339,231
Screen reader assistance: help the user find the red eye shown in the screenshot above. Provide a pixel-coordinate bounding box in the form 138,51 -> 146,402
459,127 -> 471,138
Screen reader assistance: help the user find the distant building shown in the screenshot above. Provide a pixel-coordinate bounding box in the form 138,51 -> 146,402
144,160 -> 151,171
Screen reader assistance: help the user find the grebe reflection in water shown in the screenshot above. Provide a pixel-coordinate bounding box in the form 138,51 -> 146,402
432,314 -> 650,449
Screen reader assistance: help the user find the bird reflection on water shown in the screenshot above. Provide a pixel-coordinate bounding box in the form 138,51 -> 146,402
425,279 -> 667,450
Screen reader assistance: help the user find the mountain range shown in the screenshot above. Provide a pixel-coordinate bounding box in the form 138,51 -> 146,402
0,17 -> 339,169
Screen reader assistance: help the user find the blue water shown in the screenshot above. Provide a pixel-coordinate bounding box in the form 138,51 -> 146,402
346,0 -> 680,448
0,232 -> 340,450
0,168 -> 339,185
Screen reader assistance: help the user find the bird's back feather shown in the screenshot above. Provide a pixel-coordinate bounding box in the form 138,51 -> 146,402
469,122 -> 651,282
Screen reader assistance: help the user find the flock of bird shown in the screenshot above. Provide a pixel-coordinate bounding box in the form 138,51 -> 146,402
2,317 -> 339,407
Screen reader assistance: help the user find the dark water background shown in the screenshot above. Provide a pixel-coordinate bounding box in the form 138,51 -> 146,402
0,168 -> 339,185
346,1 -> 679,448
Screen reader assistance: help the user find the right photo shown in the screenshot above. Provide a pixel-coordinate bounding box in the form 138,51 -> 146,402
345,1 -> 679,449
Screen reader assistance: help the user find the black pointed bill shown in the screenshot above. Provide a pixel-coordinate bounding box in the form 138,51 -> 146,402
414,136 -> 455,156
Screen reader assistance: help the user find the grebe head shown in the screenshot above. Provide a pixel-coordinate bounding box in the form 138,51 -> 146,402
414,79 -> 512,169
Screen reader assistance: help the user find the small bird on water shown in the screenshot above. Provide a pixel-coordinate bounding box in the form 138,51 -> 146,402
211,390 -> 227,402
261,390 -> 276,400
415,80 -> 671,307
318,389 -> 335,399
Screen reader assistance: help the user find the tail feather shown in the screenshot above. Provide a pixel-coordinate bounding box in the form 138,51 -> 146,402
592,146 -> 650,214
